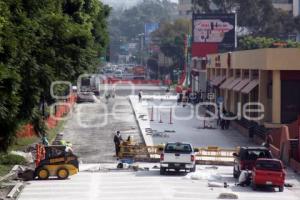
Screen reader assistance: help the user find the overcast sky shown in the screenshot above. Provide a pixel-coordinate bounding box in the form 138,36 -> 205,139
102,0 -> 178,8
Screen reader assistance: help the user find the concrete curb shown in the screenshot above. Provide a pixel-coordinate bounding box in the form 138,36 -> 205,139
128,96 -> 154,146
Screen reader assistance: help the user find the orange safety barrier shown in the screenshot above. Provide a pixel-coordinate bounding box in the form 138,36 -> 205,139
35,144 -> 45,167
46,117 -> 57,129
17,94 -> 77,138
102,79 -> 164,85
17,124 -> 36,137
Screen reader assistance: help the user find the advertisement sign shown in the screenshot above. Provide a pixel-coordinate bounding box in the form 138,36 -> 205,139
193,13 -> 236,51
144,23 -> 159,45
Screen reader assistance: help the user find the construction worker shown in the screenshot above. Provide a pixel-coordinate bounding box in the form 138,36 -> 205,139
138,90 -> 142,102
113,131 -> 123,157
105,92 -> 110,103
112,87 -> 116,98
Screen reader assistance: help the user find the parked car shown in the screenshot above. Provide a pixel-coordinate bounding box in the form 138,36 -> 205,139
159,142 -> 198,175
252,158 -> 286,192
77,92 -> 95,103
233,146 -> 272,178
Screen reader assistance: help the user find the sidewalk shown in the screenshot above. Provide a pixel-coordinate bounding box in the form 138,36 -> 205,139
129,95 -> 253,148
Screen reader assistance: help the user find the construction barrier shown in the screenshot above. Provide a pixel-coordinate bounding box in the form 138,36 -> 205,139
119,144 -> 162,159
196,146 -> 238,163
17,94 -> 77,138
119,143 -> 238,164
17,124 -> 36,138
102,79 -> 172,85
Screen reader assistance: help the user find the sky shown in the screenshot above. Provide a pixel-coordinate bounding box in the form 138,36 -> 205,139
101,0 -> 178,8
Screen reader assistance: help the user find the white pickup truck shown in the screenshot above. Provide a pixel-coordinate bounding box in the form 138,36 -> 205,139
160,142 -> 198,175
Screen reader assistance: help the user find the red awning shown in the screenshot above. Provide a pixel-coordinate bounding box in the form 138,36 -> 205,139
233,79 -> 251,92
241,79 -> 259,94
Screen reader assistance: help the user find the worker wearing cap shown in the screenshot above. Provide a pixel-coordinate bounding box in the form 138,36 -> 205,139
113,131 -> 123,157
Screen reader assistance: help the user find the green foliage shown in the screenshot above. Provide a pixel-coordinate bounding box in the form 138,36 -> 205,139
0,153 -> 27,165
0,164 -> 13,177
0,0 -> 110,151
194,0 -> 299,38
238,36 -> 300,50
152,19 -> 191,67
110,0 -> 176,41
108,0 -> 177,60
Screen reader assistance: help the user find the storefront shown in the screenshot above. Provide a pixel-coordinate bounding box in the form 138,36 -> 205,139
206,48 -> 300,126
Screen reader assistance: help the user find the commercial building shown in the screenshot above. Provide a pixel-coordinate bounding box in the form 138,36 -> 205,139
206,48 -> 300,126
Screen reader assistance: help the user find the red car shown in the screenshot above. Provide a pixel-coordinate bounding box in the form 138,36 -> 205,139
252,158 -> 286,192
233,147 -> 272,178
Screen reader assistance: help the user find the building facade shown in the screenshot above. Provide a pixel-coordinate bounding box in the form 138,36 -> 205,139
206,48 -> 300,126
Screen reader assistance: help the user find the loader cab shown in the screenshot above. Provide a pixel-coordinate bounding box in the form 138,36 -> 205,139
35,144 -> 79,180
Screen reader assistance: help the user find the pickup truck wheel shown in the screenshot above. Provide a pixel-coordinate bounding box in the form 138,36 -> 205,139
279,186 -> 284,192
160,167 -> 166,175
190,166 -> 196,172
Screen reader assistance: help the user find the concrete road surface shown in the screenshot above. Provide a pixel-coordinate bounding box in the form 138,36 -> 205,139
19,164 -> 300,200
62,97 -> 141,163
62,85 -> 167,163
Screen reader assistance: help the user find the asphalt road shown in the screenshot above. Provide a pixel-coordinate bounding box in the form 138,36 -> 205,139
62,85 -> 167,163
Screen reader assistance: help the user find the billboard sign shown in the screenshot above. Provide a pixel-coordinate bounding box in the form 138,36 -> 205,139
144,23 -> 159,45
193,13 -> 236,51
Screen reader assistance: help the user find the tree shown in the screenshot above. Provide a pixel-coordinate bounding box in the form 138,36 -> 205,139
147,57 -> 159,79
0,1 -> 22,151
193,0 -> 298,38
238,36 -> 300,50
193,0 -> 238,13
0,0 -> 110,151
152,19 -> 191,74
108,0 -> 177,61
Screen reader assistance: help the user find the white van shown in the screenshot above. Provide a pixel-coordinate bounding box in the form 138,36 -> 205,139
114,70 -> 123,79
